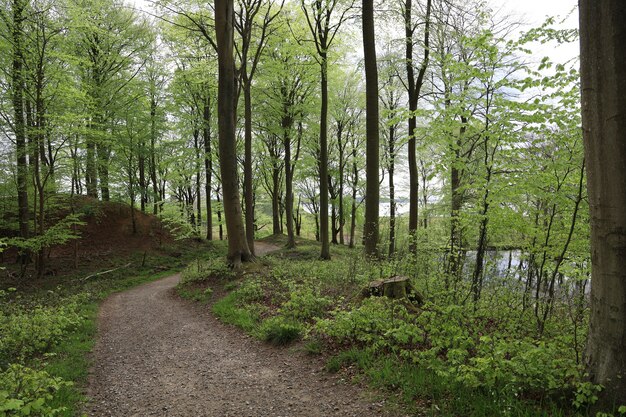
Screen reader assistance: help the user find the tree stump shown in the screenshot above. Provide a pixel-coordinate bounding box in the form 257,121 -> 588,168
361,276 -> 424,311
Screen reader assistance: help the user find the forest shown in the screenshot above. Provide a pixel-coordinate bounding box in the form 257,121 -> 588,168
0,0 -> 624,416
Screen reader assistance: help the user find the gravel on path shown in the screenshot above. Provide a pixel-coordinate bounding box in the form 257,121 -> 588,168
87,247 -> 403,417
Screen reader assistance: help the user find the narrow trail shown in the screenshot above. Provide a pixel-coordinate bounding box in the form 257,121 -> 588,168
86,244 -> 401,417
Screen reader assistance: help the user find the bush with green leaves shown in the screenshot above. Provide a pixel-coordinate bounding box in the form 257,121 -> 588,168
259,316 -> 303,345
315,297 -> 421,353
0,296 -> 85,367
0,364 -> 70,417
279,286 -> 332,321
234,279 -> 265,304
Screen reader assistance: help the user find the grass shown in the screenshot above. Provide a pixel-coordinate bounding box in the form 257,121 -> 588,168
212,292 -> 259,333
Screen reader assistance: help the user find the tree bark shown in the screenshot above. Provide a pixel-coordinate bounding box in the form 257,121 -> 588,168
579,0 -> 626,409
362,0 -> 379,258
404,0 -> 431,253
215,0 -> 252,266
203,96 -> 213,240
12,0 -> 29,262
319,55 -> 331,259
243,75 -> 255,253
283,115 -> 296,248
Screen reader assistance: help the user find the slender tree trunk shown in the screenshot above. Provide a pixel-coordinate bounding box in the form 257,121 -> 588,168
194,128 -> 202,232
150,96 -> 159,214
349,155 -> 359,249
203,97 -> 213,240
580,1 -> 626,409
86,124 -> 98,198
284,118 -> 296,248
388,124 -> 396,257
449,119 -> 465,284
216,184 -> 224,240
319,54 -> 330,259
404,0 -> 431,253
272,167 -> 281,234
363,0 -> 379,258
215,0 -> 252,266
138,136 -> 146,212
12,0 -> 29,264
97,140 -> 110,201
243,75 -> 255,253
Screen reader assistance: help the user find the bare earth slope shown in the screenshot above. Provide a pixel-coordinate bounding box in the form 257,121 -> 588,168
87,244 -> 400,417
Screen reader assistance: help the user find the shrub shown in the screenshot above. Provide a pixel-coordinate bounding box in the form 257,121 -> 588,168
234,279 -> 265,304
259,316 -> 303,345
279,286 -> 332,321
0,364 -> 70,417
0,297 -> 84,367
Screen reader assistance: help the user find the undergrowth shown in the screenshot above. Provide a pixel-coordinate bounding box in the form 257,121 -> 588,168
189,236 -> 622,417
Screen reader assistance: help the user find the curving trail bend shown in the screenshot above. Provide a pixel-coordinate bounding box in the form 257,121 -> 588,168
87,244 -> 401,417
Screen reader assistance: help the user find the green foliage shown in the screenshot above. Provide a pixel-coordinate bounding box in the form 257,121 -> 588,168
6,215 -> 84,254
279,286 -> 332,321
259,316 -> 303,345
180,257 -> 235,283
0,364 -> 70,417
234,279 -> 265,304
0,296 -> 85,367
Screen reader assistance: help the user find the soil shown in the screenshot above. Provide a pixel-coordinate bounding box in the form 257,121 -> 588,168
86,243 -> 404,417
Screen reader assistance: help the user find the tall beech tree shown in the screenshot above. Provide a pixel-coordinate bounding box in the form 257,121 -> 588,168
301,0 -> 354,260
402,0 -> 431,253
234,0 -> 282,254
11,0 -> 29,262
579,0 -> 626,409
215,0 -> 251,266
362,0 -> 379,257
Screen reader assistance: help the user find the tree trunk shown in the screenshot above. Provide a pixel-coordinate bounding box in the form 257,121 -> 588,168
97,141 -> 110,201
448,119 -> 465,285
362,0 -> 380,258
12,0 -> 29,263
203,97 -> 213,240
243,75 -> 255,253
319,55 -> 330,259
349,156 -> 359,248
194,127 -> 202,233
150,96 -> 159,215
86,121 -> 98,198
388,123 -> 396,257
215,0 -> 252,266
579,1 -> 626,409
272,166 -> 281,234
284,117 -> 296,248
404,0 -> 431,253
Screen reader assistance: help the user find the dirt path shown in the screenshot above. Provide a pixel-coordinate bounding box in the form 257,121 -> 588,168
87,245 -> 402,417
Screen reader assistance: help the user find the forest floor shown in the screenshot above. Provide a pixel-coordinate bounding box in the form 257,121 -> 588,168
86,241 -> 401,417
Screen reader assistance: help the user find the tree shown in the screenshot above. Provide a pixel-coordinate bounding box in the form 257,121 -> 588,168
70,0 -> 150,201
579,0 -> 626,409
362,0 -> 379,257
301,0 -> 354,260
215,0 -> 251,266
402,0 -> 431,253
10,0 -> 29,263
235,0 -> 282,255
